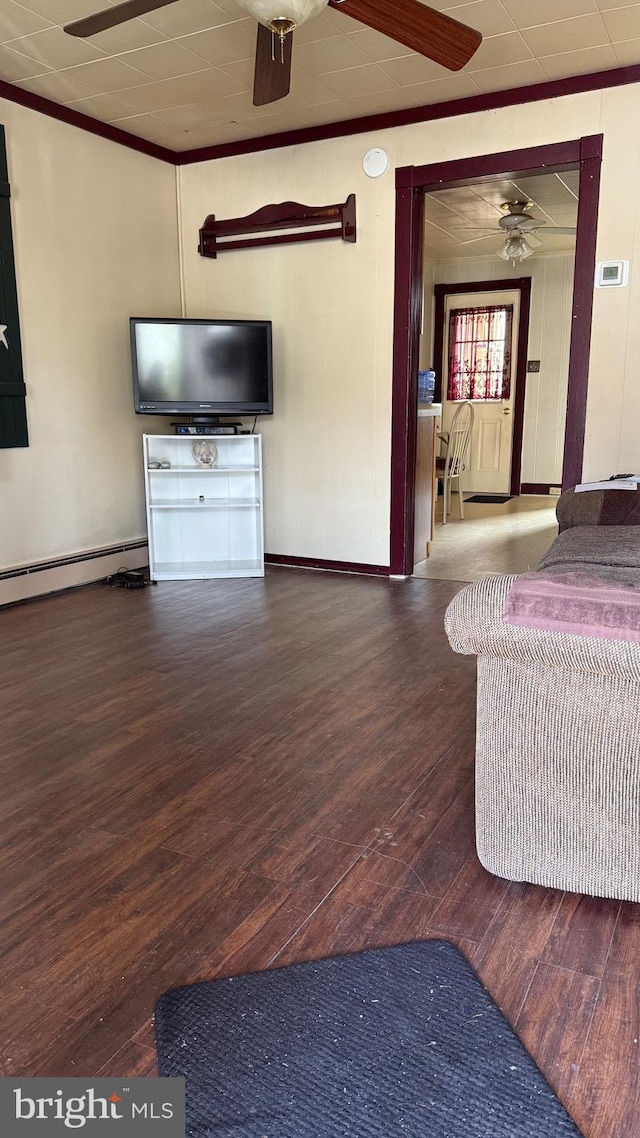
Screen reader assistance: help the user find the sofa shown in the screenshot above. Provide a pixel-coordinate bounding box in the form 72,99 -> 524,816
444,487 -> 640,902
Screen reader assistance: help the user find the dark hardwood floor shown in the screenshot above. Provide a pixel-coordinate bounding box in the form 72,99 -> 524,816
1,566 -> 638,1135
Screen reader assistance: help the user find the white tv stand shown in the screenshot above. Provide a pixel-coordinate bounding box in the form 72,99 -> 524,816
143,433 -> 264,580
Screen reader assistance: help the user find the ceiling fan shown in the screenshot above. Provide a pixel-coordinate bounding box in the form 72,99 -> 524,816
455,201 -> 577,261
63,0 -> 483,107
496,201 -> 577,237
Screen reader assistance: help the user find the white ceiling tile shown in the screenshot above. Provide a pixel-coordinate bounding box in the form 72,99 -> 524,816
171,123 -> 247,149
231,107 -> 311,134
16,69 -> 97,101
205,1 -> 250,21
406,72 -> 484,104
614,35 -> 640,62
520,13 -> 609,56
0,41 -> 52,80
321,7 -> 368,35
76,20 -> 171,54
293,99 -> 351,126
596,0 -> 640,9
443,1 -> 516,37
115,65 -> 244,111
154,102 -> 221,128
469,58 -> 548,90
5,25 -> 107,68
347,26 -> 415,62
193,88 -> 288,121
557,170 -> 580,194
60,57 -> 155,95
65,90 -> 149,121
601,5 -> 640,41
110,111 -> 175,140
217,56 -> 253,86
379,54 -> 449,86
178,20 -> 256,65
0,1 -> 53,41
501,0 -> 599,29
466,31 -> 533,70
14,0 -> 104,21
346,87 -> 422,113
283,71 -> 348,107
539,42 -> 618,78
139,0 -> 237,36
293,13 -> 346,45
320,63 -> 400,98
116,41 -> 213,80
417,0 -> 468,10
295,34 -> 371,76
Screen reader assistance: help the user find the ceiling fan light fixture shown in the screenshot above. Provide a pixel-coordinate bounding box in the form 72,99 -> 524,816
500,233 -> 534,263
238,0 -> 329,36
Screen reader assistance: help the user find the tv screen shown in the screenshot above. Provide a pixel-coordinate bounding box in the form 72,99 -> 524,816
130,317 -> 273,417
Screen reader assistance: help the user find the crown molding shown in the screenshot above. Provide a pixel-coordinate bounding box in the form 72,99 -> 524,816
0,79 -> 175,164
1,63 -> 639,167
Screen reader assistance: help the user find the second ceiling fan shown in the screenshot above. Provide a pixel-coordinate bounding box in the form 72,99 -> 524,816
64,0 -> 483,107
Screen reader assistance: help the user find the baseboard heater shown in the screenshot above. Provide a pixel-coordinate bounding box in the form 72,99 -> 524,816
0,540 -> 149,605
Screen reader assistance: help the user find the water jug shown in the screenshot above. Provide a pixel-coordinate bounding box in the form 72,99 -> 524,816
418,370 -> 436,404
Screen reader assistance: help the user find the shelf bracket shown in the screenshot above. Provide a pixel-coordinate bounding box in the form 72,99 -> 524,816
198,195 -> 356,259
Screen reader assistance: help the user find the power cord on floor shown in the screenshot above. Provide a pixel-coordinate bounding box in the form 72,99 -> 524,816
105,566 -> 155,589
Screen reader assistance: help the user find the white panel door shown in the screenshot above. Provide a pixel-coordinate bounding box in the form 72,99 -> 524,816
441,290 -> 520,496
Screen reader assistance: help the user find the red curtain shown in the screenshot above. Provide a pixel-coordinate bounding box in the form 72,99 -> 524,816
447,305 -> 513,401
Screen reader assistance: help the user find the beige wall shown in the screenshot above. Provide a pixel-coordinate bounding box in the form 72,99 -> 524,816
429,254 -> 575,486
0,99 -> 180,573
178,143 -> 395,566
178,84 -> 640,567
3,81 -> 638,576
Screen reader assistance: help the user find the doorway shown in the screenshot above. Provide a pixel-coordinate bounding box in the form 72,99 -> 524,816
433,280 -> 532,499
390,135 -> 602,577
443,291 -> 519,496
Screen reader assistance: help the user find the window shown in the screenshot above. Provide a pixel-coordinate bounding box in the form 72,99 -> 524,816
0,124 -> 28,448
447,304 -> 513,402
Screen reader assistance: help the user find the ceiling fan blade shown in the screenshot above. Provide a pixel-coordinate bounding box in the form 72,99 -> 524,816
328,0 -> 482,71
533,226 -> 577,235
64,0 -> 179,38
253,23 -> 293,106
457,234 -> 503,246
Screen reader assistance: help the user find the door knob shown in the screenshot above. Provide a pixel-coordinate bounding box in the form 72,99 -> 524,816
503,408 -> 511,415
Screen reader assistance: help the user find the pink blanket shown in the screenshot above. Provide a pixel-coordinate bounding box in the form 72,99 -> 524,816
504,571 -> 640,642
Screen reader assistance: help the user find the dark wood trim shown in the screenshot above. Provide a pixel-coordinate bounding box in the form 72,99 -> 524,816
430,279 -> 531,499
561,138 -> 602,491
390,135 -> 602,576
389,176 -> 425,576
521,483 -> 562,495
265,554 -> 390,576
0,124 -> 28,449
510,281 -> 531,497
0,63 -> 634,168
0,79 -> 175,165
407,140 -> 583,190
175,65 -> 640,164
0,61 -> 636,166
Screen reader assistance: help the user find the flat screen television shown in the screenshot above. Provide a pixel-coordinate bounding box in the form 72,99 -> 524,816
130,317 -> 273,420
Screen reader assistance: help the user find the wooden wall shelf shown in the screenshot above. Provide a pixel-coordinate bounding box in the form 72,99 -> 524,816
198,194 -> 356,258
